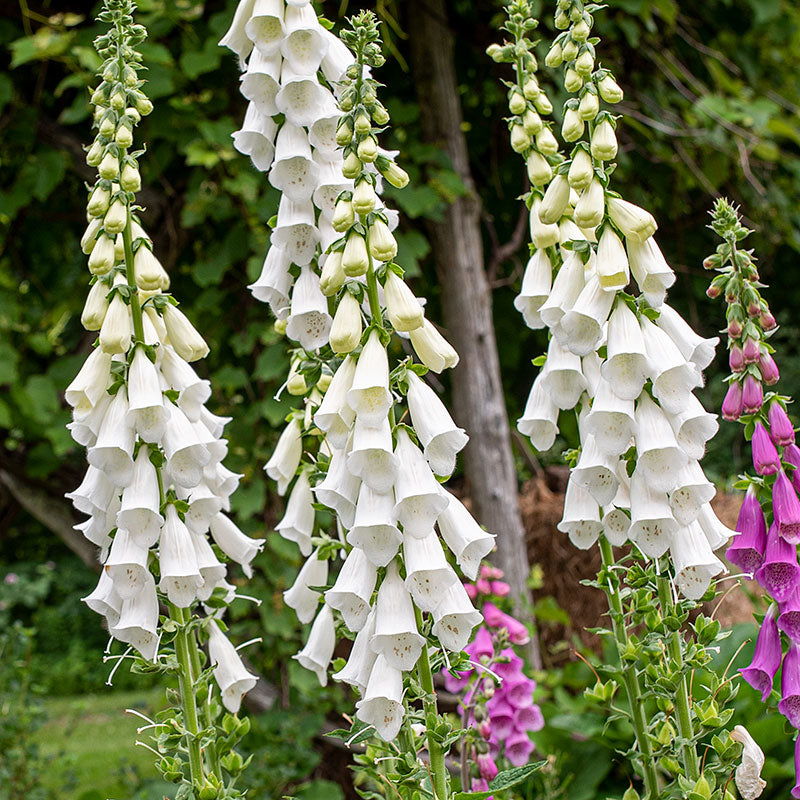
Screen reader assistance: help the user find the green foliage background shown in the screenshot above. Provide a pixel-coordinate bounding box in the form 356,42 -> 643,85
2,0 -> 800,797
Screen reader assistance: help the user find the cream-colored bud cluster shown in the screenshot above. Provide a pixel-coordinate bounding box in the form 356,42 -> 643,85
498,0 -> 730,598
68,1 -> 259,713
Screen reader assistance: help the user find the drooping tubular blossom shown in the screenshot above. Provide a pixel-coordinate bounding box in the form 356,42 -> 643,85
68,0 -> 262,723
495,0 -> 724,593
237,10 -> 489,748
740,604 -> 782,702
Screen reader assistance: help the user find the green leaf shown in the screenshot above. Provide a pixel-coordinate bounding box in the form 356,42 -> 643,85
454,761 -> 546,799
10,29 -> 75,67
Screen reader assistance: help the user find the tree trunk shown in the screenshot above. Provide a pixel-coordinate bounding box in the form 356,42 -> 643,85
407,0 -> 541,668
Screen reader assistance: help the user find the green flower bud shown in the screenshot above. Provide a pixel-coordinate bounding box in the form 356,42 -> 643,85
575,50 -> 595,77
91,86 -> 108,106
357,136 -> 378,162
98,151 -> 119,180
354,112 -> 371,135
538,174 -> 570,225
274,317 -> 287,335
526,151 -> 552,186
522,77 -> 539,100
136,95 -> 153,116
578,91 -> 599,120
124,106 -> 141,123
120,163 -> 141,192
510,124 -> 531,154
336,120 -> 353,147
115,125 -> 133,148
86,140 -> 104,167
102,65 -> 116,83
103,198 -> 127,235
535,126 -> 559,156
368,218 -> 397,262
332,198 -> 355,232
110,90 -> 126,111
352,180 -> 377,215
286,363 -> 308,395
378,159 -> 409,189
342,232 -> 369,277
320,250 -> 345,296
568,148 -> 593,190
564,68 -> 583,93
534,94 -> 553,115
590,118 -> 618,161
572,19 -> 591,42
87,184 -> 111,217
122,66 -> 137,87
555,10 -> 570,29
99,116 -> 116,138
372,103 -> 390,125
522,109 -> 543,135
598,74 -> 624,103
342,151 -> 363,179
362,84 -> 377,104
486,43 -> 503,61
573,177 -> 605,229
317,372 -> 332,392
561,39 -> 579,61
87,234 -> 116,274
545,42 -> 563,68
509,90 -> 526,115
561,107 -> 584,142
339,89 -> 356,112
329,291 -> 363,355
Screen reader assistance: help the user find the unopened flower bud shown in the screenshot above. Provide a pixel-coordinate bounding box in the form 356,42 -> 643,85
317,373 -> 332,392
760,310 -> 776,330
163,304 -> 209,362
555,10 -> 570,29
538,174 -> 570,225
342,232 -> 369,277
352,180 -> 377,215
124,106 -> 141,123
510,124 -> 530,154
579,91 -> 599,120
320,250 -> 346,296
575,50 -> 595,77
134,246 -> 167,291
332,198 -> 355,232
759,351 -> 779,384
99,286 -> 132,354
565,67 -> 583,93
572,19 -> 591,41
286,366 -> 307,396
522,109 -> 542,135
114,234 -> 125,262
526,151 -> 552,186
104,198 -> 127,235
274,317 -> 287,335
81,278 -> 110,331
523,77 -> 540,100
115,125 -> 133,148
336,120 -> 353,147
87,184 -> 111,217
508,90 -> 526,115
742,337 -> 760,364
562,107 -> 584,142
545,42 -> 563,68
409,319 -> 459,373
562,40 -> 579,62
357,136 -> 378,162
729,344 -> 745,373
110,90 -> 125,111
371,104 -> 390,125
568,148 -> 594,190
722,380 -> 743,421
99,116 -> 116,138
120,163 -> 141,192
598,74 -> 624,103
354,113 -> 371,135
368,218 -> 397,262
342,151 -> 362,179
590,118 -> 618,161
384,269 -> 424,332
329,292 -> 363,355
91,86 -> 108,106
136,95 -> 153,116
535,126 -> 559,156
742,373 -> 763,414
486,43 -> 503,61
86,141 -> 104,167
81,218 -> 103,254
378,160 -> 409,189
574,177 -> 605,229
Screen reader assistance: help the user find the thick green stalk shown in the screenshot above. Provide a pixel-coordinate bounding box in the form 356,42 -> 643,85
414,607 -> 448,800
656,572 -> 700,782
598,536 -> 659,798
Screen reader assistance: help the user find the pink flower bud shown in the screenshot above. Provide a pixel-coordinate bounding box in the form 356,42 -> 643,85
722,381 -> 744,421
759,352 -> 780,385
743,374 -> 764,414
491,580 -> 511,597
728,318 -> 743,338
761,310 -> 777,330
729,344 -> 745,373
743,337 -> 760,364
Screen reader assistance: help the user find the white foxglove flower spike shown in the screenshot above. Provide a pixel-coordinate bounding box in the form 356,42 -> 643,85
347,484 -> 402,568
207,622 -> 259,713
294,603 -> 336,687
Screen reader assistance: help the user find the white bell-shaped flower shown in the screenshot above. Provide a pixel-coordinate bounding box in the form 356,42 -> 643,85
384,270 -> 424,333
640,316 -> 702,414
281,3 -> 328,74
75,513 -> 113,560
602,301 -> 648,400
207,622 -> 259,713
276,470 -> 315,557
105,528 -> 149,599
560,271 -> 614,357
370,561 -> 425,670
627,236 -> 675,308
602,501 -> 631,546
582,351 -> 603,397
628,469 -> 678,557
633,392 -> 687,492
669,460 -> 716,526
270,123 -> 318,202
209,512 -> 264,577
284,549 -> 328,624
347,484 -> 402,567
320,27 -> 354,85
557,477 -> 603,549
314,356 -> 356,449
313,446 -> 360,528
82,569 -> 122,630
696,503 -> 735,551
355,654 -> 405,741
596,226 -> 630,291
437,493 -> 495,581
571,434 -> 620,506
162,404 -> 211,489
162,305 -> 209,363
232,103 -> 278,172
87,389 -> 136,487
408,320 -> 459,374
158,504 -> 203,607
539,250 -> 585,332
249,245 -> 293,319
333,607 -> 377,694
285,265 -> 331,351
191,531 -> 228,601
240,48 -> 281,116
111,574 -> 159,661
668,393 -> 719,460
325,547 -> 377,632
67,392 -> 110,447
66,348 -> 112,414
670,523 -> 724,600
244,0 -> 284,57
539,337 -> 587,410
392,429 -> 449,536
99,285 -> 133,355
206,462 -> 243,506
403,530 -> 458,611
182,482 -> 224,535
308,92 -> 343,153
191,417 -> 227,466
432,581 -> 482,652
655,303 -> 719,371
730,725 -> 767,800
67,464 -> 116,517
219,0 -> 256,65
312,153 -> 352,221
514,249 -> 552,329
405,371 -> 468,476
118,447 -> 163,548
530,197 -> 559,248
347,416 -> 398,493
294,603 -> 336,686
584,378 -> 634,456
265,416 -> 303,495
517,374 -> 559,451
607,197 -> 657,243
160,346 -> 211,423
126,347 -> 167,442
347,330 -> 392,426
276,63 -> 334,128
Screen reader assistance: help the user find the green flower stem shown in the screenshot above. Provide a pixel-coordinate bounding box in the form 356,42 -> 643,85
656,572 -> 700,782
598,536 -> 659,798
414,606 -> 448,800
121,210 -> 145,342
171,603 -> 205,787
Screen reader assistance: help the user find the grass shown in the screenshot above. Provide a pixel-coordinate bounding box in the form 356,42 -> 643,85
33,688 -> 174,800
